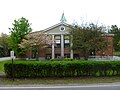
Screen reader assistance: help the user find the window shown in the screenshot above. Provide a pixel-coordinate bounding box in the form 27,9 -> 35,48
55,40 -> 60,44
55,35 -> 61,48
55,44 -> 61,48
64,54 -> 70,58
64,43 -> 70,48
64,35 -> 70,48
55,54 -> 61,58
74,54 -> 80,60
46,54 -> 51,60
65,40 -> 69,43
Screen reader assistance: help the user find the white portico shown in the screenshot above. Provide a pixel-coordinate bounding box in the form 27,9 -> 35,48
43,13 -> 73,59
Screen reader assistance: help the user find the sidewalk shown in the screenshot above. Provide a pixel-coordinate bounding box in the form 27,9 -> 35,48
0,72 -> 5,77
0,57 -> 10,61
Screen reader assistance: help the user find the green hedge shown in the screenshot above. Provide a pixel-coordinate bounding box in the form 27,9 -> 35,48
4,60 -> 120,78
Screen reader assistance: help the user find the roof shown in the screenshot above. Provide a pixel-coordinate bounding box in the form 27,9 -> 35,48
43,22 -> 72,32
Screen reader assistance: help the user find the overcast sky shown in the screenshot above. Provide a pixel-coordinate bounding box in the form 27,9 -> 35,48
0,0 -> 120,34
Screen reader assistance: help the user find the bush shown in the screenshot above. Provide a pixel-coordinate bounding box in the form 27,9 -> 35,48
4,60 -> 120,78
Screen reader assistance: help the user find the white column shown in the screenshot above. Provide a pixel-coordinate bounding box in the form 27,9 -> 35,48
70,42 -> 73,59
61,34 -> 64,57
70,35 -> 73,59
52,35 -> 55,59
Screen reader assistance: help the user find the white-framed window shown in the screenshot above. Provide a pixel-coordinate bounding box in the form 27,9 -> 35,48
55,40 -> 60,44
55,35 -> 61,48
65,40 -> 69,43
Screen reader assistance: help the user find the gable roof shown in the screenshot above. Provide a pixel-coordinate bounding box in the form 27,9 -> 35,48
43,22 -> 71,32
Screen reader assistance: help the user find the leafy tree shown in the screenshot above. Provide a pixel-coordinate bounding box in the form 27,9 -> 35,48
19,32 -> 53,59
9,17 -> 32,55
0,33 -> 10,57
109,25 -> 120,51
70,23 -> 107,60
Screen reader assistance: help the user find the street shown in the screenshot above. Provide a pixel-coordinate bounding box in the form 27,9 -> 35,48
0,84 -> 120,90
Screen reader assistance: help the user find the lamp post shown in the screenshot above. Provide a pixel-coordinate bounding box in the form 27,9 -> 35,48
10,50 -> 14,81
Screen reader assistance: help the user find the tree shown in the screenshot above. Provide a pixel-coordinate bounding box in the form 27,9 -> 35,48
9,17 -> 32,55
109,25 -> 120,51
0,33 -> 10,57
70,23 -> 107,60
19,32 -> 53,59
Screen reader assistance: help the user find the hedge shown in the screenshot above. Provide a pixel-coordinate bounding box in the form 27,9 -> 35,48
4,60 -> 120,78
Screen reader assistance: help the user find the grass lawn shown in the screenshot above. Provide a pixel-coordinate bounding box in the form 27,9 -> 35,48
0,76 -> 120,85
0,60 -> 11,72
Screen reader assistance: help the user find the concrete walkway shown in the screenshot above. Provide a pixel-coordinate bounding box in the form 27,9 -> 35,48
0,57 -> 11,61
0,72 -> 5,77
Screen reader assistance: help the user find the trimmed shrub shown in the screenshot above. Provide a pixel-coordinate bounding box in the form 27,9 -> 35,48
4,60 -> 120,78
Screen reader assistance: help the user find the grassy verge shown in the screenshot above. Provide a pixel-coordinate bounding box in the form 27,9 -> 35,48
0,60 -> 11,72
0,76 -> 120,85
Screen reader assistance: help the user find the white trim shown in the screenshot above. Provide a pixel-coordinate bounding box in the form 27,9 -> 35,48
45,32 -> 69,35
43,22 -> 70,32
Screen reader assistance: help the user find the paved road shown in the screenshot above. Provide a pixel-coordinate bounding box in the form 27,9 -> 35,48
0,84 -> 120,90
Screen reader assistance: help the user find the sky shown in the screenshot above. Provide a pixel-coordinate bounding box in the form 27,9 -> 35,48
0,0 -> 120,34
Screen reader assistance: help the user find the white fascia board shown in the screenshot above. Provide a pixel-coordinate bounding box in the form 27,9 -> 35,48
43,22 -> 71,32
45,32 -> 69,35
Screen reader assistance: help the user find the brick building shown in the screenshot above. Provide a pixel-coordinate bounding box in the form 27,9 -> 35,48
20,13 -> 114,60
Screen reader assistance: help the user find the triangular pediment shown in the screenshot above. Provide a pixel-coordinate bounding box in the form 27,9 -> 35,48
43,22 -> 72,34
